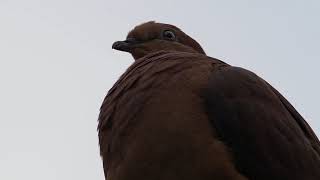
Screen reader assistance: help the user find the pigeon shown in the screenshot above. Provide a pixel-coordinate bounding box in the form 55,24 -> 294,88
98,21 -> 320,180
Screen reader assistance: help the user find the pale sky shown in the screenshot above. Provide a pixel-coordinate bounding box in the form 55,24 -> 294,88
1,1 -> 319,179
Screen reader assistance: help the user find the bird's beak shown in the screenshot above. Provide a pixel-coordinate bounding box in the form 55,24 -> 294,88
112,38 -> 139,52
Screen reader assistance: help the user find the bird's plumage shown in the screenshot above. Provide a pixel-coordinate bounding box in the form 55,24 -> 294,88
204,66 -> 320,179
98,21 -> 320,180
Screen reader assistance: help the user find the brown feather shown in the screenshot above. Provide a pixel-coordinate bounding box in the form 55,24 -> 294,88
98,51 -> 246,179
99,21 -> 320,180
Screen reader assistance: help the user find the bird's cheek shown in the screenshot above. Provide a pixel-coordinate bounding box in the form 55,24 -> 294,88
131,48 -> 149,60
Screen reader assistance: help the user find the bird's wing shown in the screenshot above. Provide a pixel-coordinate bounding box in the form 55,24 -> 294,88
204,66 -> 320,180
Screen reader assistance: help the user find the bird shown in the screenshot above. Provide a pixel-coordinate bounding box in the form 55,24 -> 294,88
98,21 -> 320,180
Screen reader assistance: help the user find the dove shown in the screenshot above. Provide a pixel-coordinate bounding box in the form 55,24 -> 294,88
98,21 -> 320,180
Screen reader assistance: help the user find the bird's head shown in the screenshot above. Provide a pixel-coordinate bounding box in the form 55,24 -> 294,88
112,21 -> 206,60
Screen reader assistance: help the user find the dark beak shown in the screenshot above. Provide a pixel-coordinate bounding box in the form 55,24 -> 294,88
112,38 -> 139,52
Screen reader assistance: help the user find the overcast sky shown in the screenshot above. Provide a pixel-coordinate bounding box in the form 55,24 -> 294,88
1,0 -> 319,179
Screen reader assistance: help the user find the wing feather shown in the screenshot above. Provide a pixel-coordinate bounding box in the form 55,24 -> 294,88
204,66 -> 320,180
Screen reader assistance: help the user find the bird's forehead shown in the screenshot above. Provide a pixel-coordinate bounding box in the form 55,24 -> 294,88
126,21 -> 180,41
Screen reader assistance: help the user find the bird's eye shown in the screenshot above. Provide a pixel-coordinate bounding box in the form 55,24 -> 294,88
163,30 -> 176,41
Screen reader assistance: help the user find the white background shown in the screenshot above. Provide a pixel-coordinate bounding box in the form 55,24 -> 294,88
1,0 -> 319,179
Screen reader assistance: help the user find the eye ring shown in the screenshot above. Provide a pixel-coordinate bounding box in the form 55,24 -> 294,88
162,30 -> 176,41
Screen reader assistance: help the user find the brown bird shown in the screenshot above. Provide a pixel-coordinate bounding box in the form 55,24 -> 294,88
98,21 -> 320,180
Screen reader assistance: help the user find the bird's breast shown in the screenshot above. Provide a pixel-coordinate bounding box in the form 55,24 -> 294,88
99,52 -> 242,180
